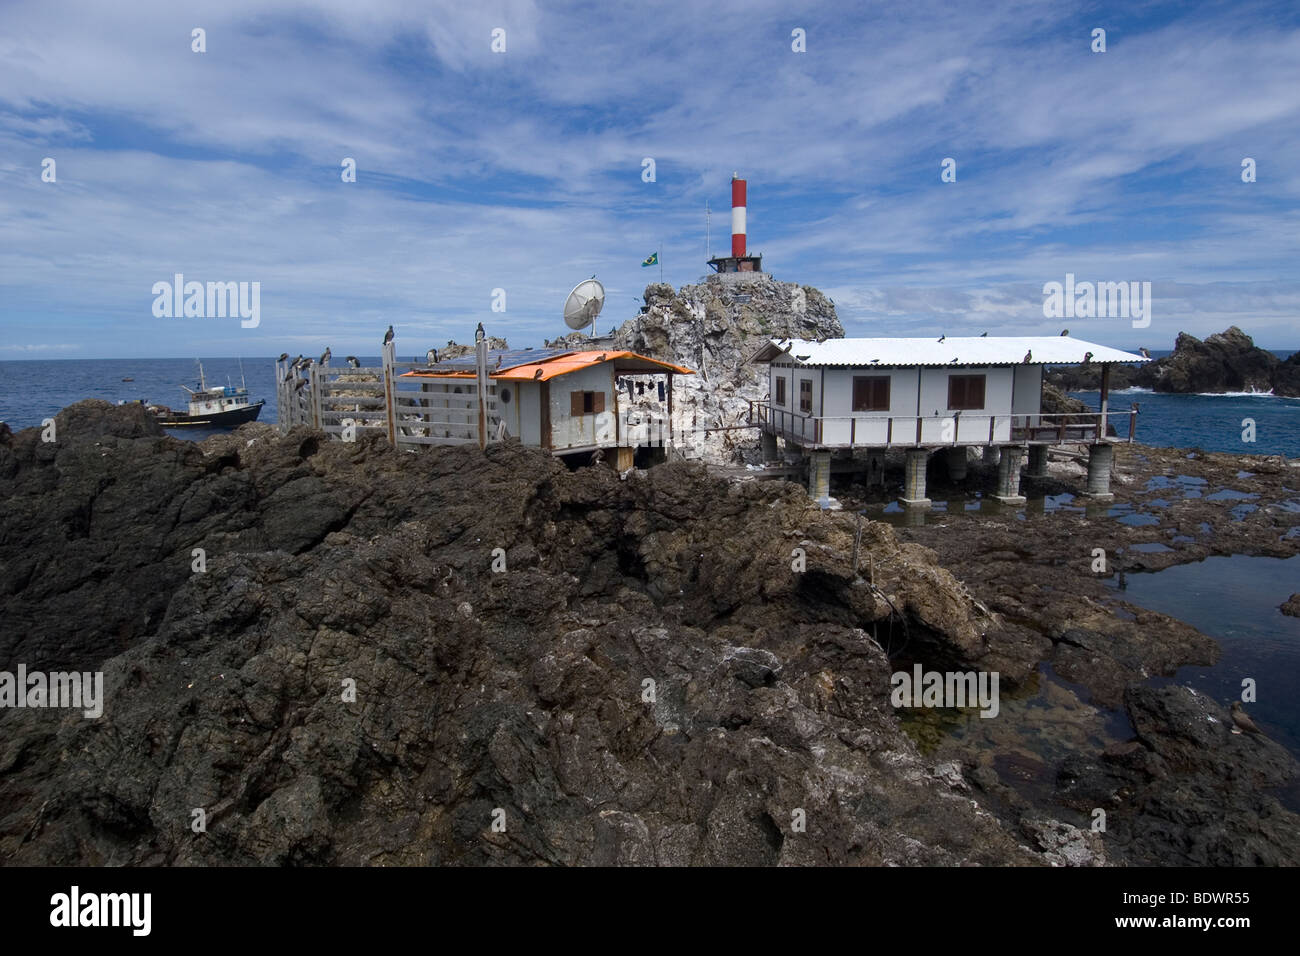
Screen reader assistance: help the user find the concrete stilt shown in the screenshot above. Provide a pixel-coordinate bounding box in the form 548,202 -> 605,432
760,430 -> 778,463
945,446 -> 968,482
864,449 -> 886,488
1026,445 -> 1048,478
982,445 -> 1001,465
1084,443 -> 1115,500
808,450 -> 832,505
994,447 -> 1026,504
901,448 -> 930,508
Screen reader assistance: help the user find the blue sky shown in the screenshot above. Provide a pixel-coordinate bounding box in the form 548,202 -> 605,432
1,0 -> 1298,359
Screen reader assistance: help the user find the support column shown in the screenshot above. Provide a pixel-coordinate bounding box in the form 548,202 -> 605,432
760,430 -> 778,462
945,446 -> 968,482
994,447 -> 1026,504
901,448 -> 930,508
1085,443 -> 1114,500
1026,445 -> 1048,478
865,449 -> 886,488
808,450 -> 832,505
982,445 -> 1000,465
615,446 -> 635,471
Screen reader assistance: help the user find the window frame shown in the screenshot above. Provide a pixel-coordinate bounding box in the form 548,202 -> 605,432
947,374 -> 986,411
798,379 -> 813,414
851,375 -> 891,413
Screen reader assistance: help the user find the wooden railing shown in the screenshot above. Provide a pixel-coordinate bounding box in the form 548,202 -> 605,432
745,401 -> 1138,448
276,339 -> 503,452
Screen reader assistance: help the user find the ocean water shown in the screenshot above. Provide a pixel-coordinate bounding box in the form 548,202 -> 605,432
1,357 -> 375,439
1068,388 -> 1300,458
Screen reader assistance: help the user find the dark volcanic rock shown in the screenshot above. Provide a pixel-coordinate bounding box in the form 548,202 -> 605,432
1282,594 -> 1300,617
1141,327 -> 1278,395
1057,686 -> 1300,866
0,401 -> 1040,866
1047,326 -> 1293,395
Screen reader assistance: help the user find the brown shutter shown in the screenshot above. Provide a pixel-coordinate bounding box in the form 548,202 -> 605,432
571,391 -> 584,416
593,391 -> 605,414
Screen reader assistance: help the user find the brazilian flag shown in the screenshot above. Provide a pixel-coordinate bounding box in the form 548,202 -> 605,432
641,252 -> 658,267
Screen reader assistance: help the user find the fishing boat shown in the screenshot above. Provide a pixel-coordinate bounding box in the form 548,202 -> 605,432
149,360 -> 264,428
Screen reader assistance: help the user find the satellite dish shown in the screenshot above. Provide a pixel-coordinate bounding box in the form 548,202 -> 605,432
563,278 -> 605,334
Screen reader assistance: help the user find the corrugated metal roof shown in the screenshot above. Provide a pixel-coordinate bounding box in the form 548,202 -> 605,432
402,350 -> 693,382
753,336 -> 1147,367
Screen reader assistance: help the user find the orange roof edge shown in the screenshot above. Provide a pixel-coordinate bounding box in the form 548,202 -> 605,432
401,350 -> 694,382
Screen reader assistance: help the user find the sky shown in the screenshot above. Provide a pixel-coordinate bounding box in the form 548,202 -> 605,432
1,0 -> 1298,360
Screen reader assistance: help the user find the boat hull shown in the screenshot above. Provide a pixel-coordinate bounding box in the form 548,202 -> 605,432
156,401 -> 265,428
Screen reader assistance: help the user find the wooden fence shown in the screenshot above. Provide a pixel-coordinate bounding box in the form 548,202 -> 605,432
276,339 -> 502,452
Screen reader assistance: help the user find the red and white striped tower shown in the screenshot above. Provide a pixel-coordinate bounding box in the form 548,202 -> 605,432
730,173 -> 747,258
708,172 -> 762,273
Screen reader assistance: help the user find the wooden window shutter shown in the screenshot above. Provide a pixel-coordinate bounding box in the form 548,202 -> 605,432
593,391 -> 605,414
571,391 -> 584,416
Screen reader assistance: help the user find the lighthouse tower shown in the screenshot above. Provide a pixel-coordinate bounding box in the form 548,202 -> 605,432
707,173 -> 763,274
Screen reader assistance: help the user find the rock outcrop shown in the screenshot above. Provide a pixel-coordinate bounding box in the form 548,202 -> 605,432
1047,326 -> 1297,396
549,275 -> 843,461
0,401 -> 1041,866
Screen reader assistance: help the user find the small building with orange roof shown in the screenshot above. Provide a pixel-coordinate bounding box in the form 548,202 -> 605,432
399,347 -> 693,462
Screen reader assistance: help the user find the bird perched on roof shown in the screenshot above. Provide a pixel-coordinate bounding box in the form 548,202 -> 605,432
320,346 -> 331,366
1060,329 -> 1069,336
870,358 -> 879,364
475,322 -> 485,343
346,355 -> 360,368
1230,701 -> 1262,735
533,368 -> 544,379
383,325 -> 394,345
1023,350 -> 1033,363
278,352 -> 289,362
595,354 -> 606,362
950,357 -> 959,363
980,332 -> 988,337
937,334 -> 946,343
1082,351 -> 1093,365
427,348 -> 438,365
1139,347 -> 1151,359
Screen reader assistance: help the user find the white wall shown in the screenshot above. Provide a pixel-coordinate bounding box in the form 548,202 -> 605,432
764,363 -> 1025,446
516,380 -> 540,446
1011,365 -> 1042,424
550,363 -> 615,451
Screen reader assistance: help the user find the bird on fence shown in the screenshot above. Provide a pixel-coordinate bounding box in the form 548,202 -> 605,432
475,322 -> 485,343
383,325 -> 395,346
320,347 -> 331,366
294,378 -> 308,391
1060,329 -> 1069,336
278,352 -> 289,362
1023,350 -> 1033,363
346,355 -> 360,368
1230,702 -> 1262,735
292,354 -> 304,369
283,367 -> 294,382
427,348 -> 438,365
1139,347 -> 1151,358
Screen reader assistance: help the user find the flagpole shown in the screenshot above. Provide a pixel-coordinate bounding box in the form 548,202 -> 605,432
659,239 -> 663,283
